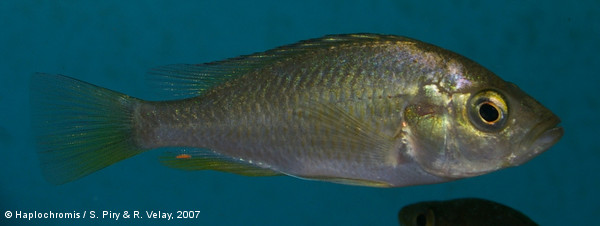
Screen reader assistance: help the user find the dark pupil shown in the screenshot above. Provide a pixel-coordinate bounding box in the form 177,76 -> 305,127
479,103 -> 499,122
416,213 -> 427,226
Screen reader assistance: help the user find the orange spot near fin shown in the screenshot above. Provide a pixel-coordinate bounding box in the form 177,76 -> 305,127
176,154 -> 192,159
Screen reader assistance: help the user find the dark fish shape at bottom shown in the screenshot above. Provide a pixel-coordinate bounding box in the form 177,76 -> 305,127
398,198 -> 538,226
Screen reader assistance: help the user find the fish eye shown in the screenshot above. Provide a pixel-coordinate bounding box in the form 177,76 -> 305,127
479,102 -> 500,123
468,90 -> 508,132
414,209 -> 435,226
416,213 -> 426,226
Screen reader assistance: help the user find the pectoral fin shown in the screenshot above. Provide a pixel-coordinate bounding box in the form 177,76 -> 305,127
298,101 -> 399,165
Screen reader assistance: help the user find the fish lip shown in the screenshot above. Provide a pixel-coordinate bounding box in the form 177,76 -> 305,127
511,116 -> 563,165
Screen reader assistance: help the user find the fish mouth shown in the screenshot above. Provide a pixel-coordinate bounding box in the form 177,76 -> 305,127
511,116 -> 563,165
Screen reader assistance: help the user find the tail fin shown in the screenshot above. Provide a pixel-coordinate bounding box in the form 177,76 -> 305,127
30,74 -> 146,185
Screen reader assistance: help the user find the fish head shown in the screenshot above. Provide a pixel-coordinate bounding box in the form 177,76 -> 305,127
404,61 -> 562,179
398,201 -> 438,226
398,198 -> 535,225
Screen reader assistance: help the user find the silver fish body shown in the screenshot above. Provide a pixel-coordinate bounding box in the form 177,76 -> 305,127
31,34 -> 562,186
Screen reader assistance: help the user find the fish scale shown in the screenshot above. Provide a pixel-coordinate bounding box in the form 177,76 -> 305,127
141,54 -> 400,168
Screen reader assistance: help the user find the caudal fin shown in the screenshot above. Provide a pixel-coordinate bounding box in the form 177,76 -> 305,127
30,74 -> 146,185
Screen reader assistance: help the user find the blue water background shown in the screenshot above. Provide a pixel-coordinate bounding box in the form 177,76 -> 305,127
1,1 -> 598,225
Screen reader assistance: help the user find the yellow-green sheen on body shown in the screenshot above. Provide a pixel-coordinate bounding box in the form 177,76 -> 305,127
31,34 -> 563,186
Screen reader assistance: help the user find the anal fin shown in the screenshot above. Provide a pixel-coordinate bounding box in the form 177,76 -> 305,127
160,149 -> 281,177
300,175 -> 393,187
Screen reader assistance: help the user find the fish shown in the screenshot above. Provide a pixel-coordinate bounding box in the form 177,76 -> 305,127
30,34 -> 563,187
398,198 -> 538,226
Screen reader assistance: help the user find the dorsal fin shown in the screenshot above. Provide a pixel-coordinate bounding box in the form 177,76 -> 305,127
148,34 -> 412,98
